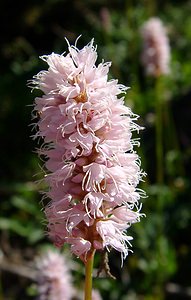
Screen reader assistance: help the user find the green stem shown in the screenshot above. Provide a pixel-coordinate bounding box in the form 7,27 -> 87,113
165,100 -> 185,178
155,78 -> 164,184
0,273 -> 3,300
84,250 -> 95,300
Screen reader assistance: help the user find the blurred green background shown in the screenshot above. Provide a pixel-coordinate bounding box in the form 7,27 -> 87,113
1,0 -> 191,299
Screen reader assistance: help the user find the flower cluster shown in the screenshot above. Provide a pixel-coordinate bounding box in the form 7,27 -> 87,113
36,250 -> 74,300
92,289 -> 102,300
31,39 -> 144,262
140,17 -> 170,77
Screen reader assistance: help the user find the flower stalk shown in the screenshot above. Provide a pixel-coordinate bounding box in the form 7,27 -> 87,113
85,250 -> 95,300
155,78 -> 164,184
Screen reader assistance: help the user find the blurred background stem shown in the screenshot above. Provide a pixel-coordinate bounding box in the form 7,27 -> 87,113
155,77 -> 164,184
0,275 -> 3,300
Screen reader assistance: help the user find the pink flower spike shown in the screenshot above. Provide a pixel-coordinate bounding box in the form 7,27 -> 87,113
140,17 -> 170,77
31,38 -> 145,263
36,249 -> 74,300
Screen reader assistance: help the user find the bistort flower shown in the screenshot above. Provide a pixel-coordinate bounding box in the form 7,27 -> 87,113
140,17 -> 170,77
92,289 -> 102,300
36,250 -> 74,300
31,39 -> 145,263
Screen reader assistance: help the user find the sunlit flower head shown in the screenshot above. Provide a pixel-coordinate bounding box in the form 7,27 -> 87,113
31,38 -> 145,263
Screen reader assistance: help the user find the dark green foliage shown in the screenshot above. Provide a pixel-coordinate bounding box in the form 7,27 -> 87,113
1,1 -> 191,299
